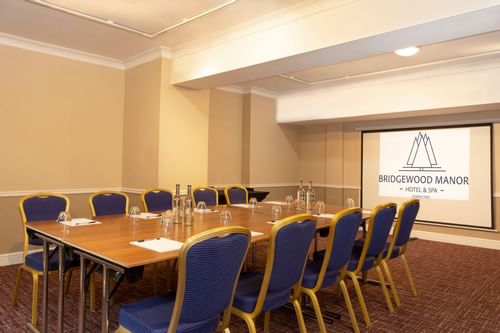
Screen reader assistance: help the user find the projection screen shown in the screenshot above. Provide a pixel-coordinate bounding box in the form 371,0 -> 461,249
362,124 -> 493,229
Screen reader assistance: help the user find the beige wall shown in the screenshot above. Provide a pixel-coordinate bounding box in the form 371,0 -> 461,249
0,45 -> 125,256
246,94 -> 300,184
158,58 -> 210,190
0,45 -> 124,190
207,89 -> 244,185
122,59 -> 161,189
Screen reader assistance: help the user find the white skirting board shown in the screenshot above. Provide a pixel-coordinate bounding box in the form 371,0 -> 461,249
411,230 -> 500,250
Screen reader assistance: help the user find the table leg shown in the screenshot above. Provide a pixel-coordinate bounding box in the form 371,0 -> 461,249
102,265 -> 110,333
252,243 -> 257,269
57,245 -> 65,333
78,257 -> 87,333
41,240 -> 49,333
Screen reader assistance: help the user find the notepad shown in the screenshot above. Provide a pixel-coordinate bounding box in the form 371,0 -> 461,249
251,231 -> 264,237
194,208 -> 218,214
362,209 -> 372,215
231,204 -> 262,208
130,212 -> 160,219
130,237 -> 183,253
262,201 -> 287,205
60,218 -> 101,227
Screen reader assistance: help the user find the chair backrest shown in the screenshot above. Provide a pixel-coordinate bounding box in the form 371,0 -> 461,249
141,189 -> 173,212
317,208 -> 362,288
19,193 -> 70,246
365,203 -> 397,257
168,226 -> 251,333
89,191 -> 129,216
224,185 -> 248,205
192,186 -> 218,206
393,199 -> 420,247
254,214 -> 316,313
354,202 -> 396,272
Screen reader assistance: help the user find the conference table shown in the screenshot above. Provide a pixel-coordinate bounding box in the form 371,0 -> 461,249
26,202 -> 361,333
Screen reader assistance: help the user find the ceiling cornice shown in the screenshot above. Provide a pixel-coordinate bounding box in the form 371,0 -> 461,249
217,86 -> 279,99
0,32 -> 124,69
123,46 -> 173,69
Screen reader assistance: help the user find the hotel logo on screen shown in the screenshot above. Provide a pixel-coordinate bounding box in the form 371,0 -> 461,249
399,132 -> 445,172
378,129 -> 470,200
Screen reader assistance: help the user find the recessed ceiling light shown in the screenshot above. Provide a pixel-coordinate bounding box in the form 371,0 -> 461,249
395,46 -> 419,57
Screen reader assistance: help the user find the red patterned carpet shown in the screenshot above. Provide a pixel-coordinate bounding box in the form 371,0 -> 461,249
1,239 -> 499,332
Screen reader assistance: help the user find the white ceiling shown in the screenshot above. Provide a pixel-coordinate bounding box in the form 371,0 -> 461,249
1,0 -> 499,94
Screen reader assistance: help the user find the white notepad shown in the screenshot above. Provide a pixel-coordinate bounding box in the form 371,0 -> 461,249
262,201 -> 287,205
194,208 -> 218,214
130,212 -> 160,219
231,204 -> 262,208
251,231 -> 264,237
130,237 -> 183,253
60,218 -> 102,227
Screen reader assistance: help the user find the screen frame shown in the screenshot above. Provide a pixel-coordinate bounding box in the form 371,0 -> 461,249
361,123 -> 494,230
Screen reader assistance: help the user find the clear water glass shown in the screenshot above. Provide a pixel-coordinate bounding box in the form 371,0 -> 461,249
315,201 -> 326,215
249,197 -> 258,208
161,210 -> 173,235
196,201 -> 207,212
294,198 -> 305,211
346,198 -> 355,208
220,208 -> 232,225
271,205 -> 282,222
129,206 -> 140,224
57,211 -> 71,223
285,195 -> 294,206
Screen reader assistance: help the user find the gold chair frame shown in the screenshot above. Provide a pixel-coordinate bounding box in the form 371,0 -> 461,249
381,199 -> 420,308
224,184 -> 248,205
347,202 -> 397,327
192,186 -> 219,206
300,208 -> 361,333
12,193 -> 73,327
89,190 -> 130,216
116,226 -> 251,333
231,214 -> 316,333
141,188 -> 173,212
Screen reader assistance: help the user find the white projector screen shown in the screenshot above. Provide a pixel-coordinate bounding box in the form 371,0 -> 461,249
362,124 -> 493,229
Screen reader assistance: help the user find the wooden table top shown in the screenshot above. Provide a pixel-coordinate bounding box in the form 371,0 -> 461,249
27,203 -> 353,269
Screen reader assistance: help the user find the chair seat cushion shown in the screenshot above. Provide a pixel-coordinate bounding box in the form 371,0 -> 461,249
302,259 -> 339,289
119,293 -> 219,333
233,272 -> 292,313
348,240 -> 375,272
25,250 -> 74,271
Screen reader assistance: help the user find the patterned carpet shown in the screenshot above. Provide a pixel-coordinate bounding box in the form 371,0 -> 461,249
1,239 -> 499,332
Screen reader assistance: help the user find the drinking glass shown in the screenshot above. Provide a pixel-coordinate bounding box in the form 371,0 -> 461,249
196,201 -> 207,212
249,197 -> 258,208
161,210 -> 173,235
220,208 -> 232,225
346,198 -> 355,208
271,205 -> 282,222
294,198 -> 305,212
129,206 -> 140,224
315,201 -> 326,215
285,195 -> 294,206
57,211 -> 71,237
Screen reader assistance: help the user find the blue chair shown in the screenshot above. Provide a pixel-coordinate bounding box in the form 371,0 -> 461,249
141,189 -> 173,212
224,185 -> 248,205
381,199 -> 420,307
12,193 -> 75,327
192,186 -> 218,206
347,202 -> 397,327
116,226 -> 251,333
89,191 -> 129,216
301,208 -> 362,333
231,214 -> 316,333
